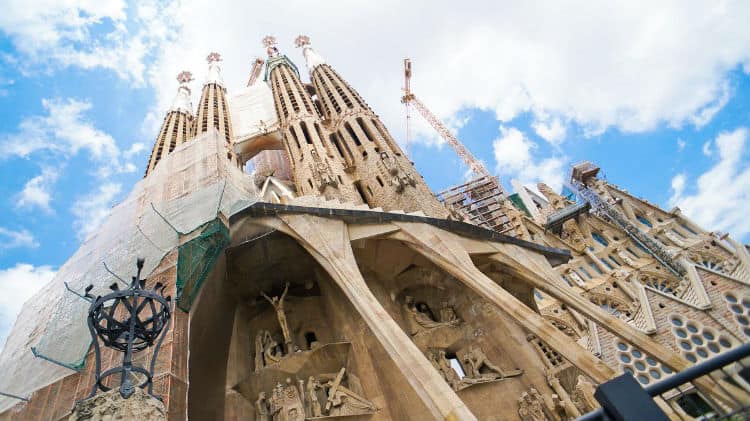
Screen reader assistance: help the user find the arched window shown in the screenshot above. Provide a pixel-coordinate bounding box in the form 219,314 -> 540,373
636,215 -> 653,228
592,232 -> 609,247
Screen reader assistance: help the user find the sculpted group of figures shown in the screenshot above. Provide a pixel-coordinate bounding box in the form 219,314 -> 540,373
517,375 -> 600,421
429,346 -> 523,391
255,368 -> 377,421
402,295 -> 461,335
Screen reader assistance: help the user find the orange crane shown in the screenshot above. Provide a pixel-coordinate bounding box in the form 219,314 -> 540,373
401,58 -> 490,178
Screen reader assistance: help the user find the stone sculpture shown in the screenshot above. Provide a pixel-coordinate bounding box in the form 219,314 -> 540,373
261,283 -> 293,350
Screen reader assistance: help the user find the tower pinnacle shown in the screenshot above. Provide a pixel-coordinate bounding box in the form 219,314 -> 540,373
295,34 -> 326,71
170,71 -> 193,114
204,51 -> 225,87
263,35 -> 279,57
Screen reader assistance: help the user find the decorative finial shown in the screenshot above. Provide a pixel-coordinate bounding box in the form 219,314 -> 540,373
263,35 -> 280,58
206,52 -> 222,63
294,35 -> 310,48
262,35 -> 277,48
176,71 -> 193,84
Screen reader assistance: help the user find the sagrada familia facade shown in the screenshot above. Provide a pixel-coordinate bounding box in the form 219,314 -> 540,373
1,35 -> 749,421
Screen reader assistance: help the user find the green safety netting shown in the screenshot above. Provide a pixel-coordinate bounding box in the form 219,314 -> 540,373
0,131 -> 258,412
176,219 -> 230,312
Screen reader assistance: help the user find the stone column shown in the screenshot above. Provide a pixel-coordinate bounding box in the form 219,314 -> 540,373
263,214 -> 478,421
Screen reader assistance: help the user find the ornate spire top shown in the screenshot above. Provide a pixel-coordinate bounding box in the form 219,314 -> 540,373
206,52 -> 222,63
263,35 -> 279,58
170,71 -> 193,114
176,71 -> 193,84
203,52 -> 225,87
294,35 -> 310,48
295,34 -> 325,71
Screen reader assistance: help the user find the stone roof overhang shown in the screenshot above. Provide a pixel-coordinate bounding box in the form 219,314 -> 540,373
229,201 -> 572,266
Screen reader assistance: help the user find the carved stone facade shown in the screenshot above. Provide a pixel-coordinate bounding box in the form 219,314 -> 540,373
68,388 -> 165,421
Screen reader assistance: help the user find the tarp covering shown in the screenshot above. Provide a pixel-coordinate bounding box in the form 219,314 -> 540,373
0,130 -> 259,412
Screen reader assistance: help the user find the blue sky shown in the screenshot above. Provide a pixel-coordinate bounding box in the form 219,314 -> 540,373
1,0 -> 750,347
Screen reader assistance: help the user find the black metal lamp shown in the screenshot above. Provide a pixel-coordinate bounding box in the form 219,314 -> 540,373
84,258 -> 172,400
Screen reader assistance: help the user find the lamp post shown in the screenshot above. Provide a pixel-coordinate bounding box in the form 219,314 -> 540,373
83,258 -> 172,400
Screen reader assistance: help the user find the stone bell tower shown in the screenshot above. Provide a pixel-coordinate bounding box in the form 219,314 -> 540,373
194,52 -> 237,165
263,35 -> 361,202
145,71 -> 194,176
295,35 -> 447,218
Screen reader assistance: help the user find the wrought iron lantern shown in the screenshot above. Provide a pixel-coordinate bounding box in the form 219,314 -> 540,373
83,258 -> 172,400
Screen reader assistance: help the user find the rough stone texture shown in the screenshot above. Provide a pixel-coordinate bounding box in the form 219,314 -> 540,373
68,388 -> 165,421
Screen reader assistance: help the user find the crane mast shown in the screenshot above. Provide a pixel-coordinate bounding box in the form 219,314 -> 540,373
401,58 -> 513,235
401,59 -> 489,178
247,57 -> 265,87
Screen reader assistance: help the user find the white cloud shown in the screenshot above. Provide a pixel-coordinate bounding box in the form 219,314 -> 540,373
0,263 -> 55,351
677,138 -> 686,152
136,0 -> 750,147
532,116 -> 567,145
14,167 -> 59,213
493,126 -> 566,191
669,127 -> 750,239
0,97 -> 135,176
124,142 -> 146,158
0,0 -> 176,85
702,140 -> 713,156
0,228 -> 38,250
71,183 -> 122,240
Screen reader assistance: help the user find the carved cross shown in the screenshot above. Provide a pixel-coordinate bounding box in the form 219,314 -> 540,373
176,71 -> 193,84
262,35 -> 277,48
206,52 -> 222,63
294,35 -> 310,48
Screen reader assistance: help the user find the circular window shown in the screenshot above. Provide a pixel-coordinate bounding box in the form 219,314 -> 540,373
687,324 -> 698,333
632,349 -> 643,358
725,294 -> 738,303
708,343 -> 720,353
620,354 -> 631,363
617,342 -> 628,351
637,375 -> 649,384
703,331 -> 715,340
719,338 -> 732,348
697,348 -> 708,358
680,341 -> 691,350
691,336 -> 703,346
738,316 -> 749,326
731,304 -> 744,314
624,367 -> 634,375
743,299 -> 750,309
635,361 -> 646,371
650,370 -> 661,379
671,317 -> 683,326
686,353 -> 698,363
744,328 -> 750,337
675,329 -> 687,338
646,357 -> 657,366
663,366 -> 673,374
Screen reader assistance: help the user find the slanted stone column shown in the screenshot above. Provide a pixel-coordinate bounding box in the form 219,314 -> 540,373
69,388 -> 165,421
262,214 -> 478,421
389,221 -> 615,383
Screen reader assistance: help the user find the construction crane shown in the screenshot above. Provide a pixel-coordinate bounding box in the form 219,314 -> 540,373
402,58 -> 513,234
401,58 -> 489,178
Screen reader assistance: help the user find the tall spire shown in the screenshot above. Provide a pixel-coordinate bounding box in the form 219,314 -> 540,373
301,36 -> 448,217
193,51 -> 236,164
294,35 -> 326,71
145,72 -> 195,176
263,35 -> 361,203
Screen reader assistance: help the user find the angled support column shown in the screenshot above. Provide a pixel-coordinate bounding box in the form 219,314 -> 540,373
390,222 -> 615,383
262,214 -> 477,421
486,241 -> 747,405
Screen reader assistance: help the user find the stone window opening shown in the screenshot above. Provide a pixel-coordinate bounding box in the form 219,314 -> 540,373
592,232 -> 609,247
446,352 -> 466,379
669,314 -> 735,363
344,122 -> 361,146
724,293 -> 750,338
616,341 -> 673,385
416,302 -> 437,321
353,181 -> 369,206
300,121 -> 313,145
636,214 -> 653,228
304,331 -> 317,350
376,176 -> 384,187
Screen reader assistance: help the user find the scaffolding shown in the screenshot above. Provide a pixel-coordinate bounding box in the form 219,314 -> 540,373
436,175 -> 514,235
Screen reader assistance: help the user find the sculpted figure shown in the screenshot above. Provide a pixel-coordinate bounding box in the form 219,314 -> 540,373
323,369 -> 377,417
403,296 -> 459,335
574,375 -> 599,412
517,391 -> 546,421
255,391 -> 270,421
433,350 -> 462,390
272,378 -> 304,421
462,346 -> 523,380
616,248 -> 638,267
306,376 -> 322,417
263,332 -> 283,365
547,373 -> 581,418
439,301 -> 460,323
261,283 -> 293,350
